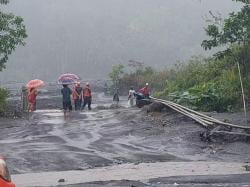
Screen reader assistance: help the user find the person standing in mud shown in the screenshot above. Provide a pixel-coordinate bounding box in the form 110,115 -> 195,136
113,89 -> 119,106
61,84 -> 72,118
81,82 -> 92,110
73,82 -> 83,111
128,87 -> 135,107
27,87 -> 38,112
21,86 -> 28,111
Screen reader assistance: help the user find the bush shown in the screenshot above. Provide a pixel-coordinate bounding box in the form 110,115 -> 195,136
0,87 -> 9,113
155,52 -> 249,112
109,45 -> 249,112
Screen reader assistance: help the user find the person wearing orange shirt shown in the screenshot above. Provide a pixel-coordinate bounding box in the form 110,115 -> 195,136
81,82 -> 92,110
27,87 -> 38,112
73,82 -> 83,111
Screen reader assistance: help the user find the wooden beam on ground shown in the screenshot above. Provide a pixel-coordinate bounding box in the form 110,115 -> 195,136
150,97 -> 250,131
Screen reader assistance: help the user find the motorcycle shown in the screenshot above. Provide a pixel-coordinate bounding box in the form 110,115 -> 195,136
134,92 -> 152,108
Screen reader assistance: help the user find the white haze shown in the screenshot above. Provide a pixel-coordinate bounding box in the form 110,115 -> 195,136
0,0 -> 240,83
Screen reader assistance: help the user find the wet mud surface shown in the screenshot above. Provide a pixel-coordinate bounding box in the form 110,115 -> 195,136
60,174 -> 250,187
1,107 -> 184,174
1,88 -> 250,178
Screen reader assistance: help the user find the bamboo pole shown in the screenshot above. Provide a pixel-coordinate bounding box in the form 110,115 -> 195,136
151,97 -> 250,130
236,59 -> 247,125
162,101 -> 209,128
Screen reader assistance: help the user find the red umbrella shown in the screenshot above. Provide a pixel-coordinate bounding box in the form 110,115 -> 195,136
57,77 -> 77,85
57,73 -> 80,85
26,79 -> 44,89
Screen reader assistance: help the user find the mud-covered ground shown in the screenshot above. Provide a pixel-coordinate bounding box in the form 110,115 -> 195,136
0,85 -> 250,186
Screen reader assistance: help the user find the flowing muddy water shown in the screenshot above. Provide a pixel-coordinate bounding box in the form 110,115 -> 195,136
1,89 -> 250,177
0,91 -> 182,174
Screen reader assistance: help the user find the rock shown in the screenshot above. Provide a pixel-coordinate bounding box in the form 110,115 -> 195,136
244,165 -> 250,171
201,126 -> 250,143
143,102 -> 165,113
109,104 -> 119,109
95,105 -> 107,110
58,178 -> 65,183
136,99 -> 152,108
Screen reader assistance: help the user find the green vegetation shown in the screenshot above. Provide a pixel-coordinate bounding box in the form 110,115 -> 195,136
109,64 -> 124,91
0,87 -> 8,113
0,0 -> 27,71
109,0 -> 249,112
110,51 -> 249,112
156,50 -> 249,112
202,0 -> 249,50
0,0 -> 27,114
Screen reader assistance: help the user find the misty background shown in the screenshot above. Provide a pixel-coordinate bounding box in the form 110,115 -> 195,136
0,0 -> 240,83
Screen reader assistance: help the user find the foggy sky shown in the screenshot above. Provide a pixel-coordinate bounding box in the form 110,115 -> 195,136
0,0 -> 240,83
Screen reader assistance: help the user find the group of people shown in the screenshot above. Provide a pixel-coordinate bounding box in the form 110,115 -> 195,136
26,82 -> 92,117
113,82 -> 150,107
61,82 -> 92,117
26,82 -> 150,117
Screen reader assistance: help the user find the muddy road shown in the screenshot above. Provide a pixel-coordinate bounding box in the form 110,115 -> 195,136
1,92 -> 184,174
0,87 -> 250,186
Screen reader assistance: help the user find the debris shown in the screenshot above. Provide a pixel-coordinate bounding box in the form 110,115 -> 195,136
143,102 -> 166,113
58,178 -> 65,183
243,165 -> 250,171
151,97 -> 250,142
95,105 -> 107,110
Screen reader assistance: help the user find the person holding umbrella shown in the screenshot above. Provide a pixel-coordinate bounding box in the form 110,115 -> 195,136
27,88 -> 38,112
26,79 -> 44,112
58,73 -> 79,117
61,84 -> 72,118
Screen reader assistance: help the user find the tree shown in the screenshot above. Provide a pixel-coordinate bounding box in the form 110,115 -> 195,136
202,0 -> 249,50
202,0 -> 249,121
109,64 -> 124,88
0,0 -> 27,71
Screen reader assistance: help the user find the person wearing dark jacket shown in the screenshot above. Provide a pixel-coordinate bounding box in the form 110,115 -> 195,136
113,89 -> 119,105
61,84 -> 72,118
